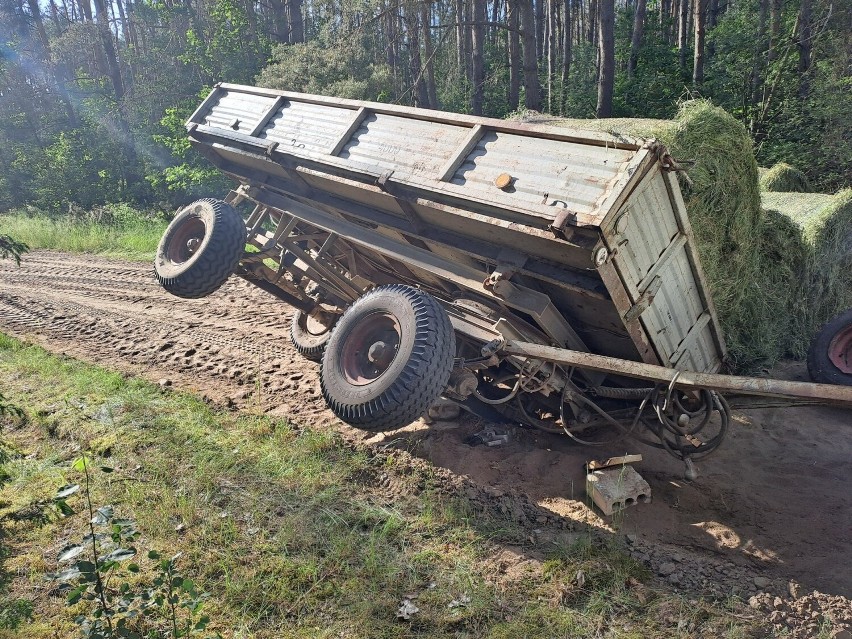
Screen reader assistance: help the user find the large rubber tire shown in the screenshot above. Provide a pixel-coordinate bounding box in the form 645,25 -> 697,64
320,285 -> 456,431
154,199 -> 246,299
807,309 -> 852,386
290,310 -> 333,361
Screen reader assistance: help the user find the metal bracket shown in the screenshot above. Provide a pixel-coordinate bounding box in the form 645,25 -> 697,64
376,170 -> 394,190
624,276 -> 662,323
549,208 -> 578,240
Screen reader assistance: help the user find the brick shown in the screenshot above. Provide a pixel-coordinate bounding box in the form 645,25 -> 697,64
586,465 -> 651,516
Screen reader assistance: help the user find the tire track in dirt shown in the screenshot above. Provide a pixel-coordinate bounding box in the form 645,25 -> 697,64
2,251 -> 851,622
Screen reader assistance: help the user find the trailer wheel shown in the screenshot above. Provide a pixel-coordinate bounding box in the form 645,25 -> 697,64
154,199 -> 246,299
290,310 -> 334,361
320,285 -> 455,431
808,309 -> 852,386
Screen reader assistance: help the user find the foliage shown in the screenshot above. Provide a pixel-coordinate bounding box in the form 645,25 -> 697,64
1,0 -> 848,218
0,598 -> 34,630
0,206 -> 167,260
257,32 -> 394,101
0,391 -> 24,425
149,93 -> 230,200
0,235 -> 28,265
50,454 -> 214,638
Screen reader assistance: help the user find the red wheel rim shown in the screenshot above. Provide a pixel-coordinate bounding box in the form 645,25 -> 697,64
340,311 -> 401,386
828,323 -> 852,374
166,215 -> 206,264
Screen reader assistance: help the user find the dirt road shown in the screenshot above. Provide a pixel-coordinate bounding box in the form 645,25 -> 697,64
2,251 -> 850,606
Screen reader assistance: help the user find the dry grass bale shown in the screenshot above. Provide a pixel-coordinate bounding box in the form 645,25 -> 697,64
759,163 -> 812,193
524,101 -> 774,370
761,190 -> 852,357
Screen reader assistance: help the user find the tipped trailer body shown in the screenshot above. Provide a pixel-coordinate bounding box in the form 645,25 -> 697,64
154,83 -> 852,468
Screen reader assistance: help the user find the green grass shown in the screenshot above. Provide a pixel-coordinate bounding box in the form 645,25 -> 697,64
0,210 -> 167,261
0,334 -> 761,638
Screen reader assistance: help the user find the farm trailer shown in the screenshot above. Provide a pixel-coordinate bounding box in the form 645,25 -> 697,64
153,83 -> 852,474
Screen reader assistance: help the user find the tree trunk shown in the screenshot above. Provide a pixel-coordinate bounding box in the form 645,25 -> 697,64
421,2 -> 438,109
535,0 -> 544,58
692,0 -> 705,86
114,0 -> 132,47
519,0 -> 541,109
596,0 -> 614,116
707,0 -> 718,58
587,0 -> 597,43
677,0 -> 688,71
405,7 -> 429,107
508,0 -> 521,111
471,0 -> 485,113
269,0 -> 289,42
560,0 -> 571,112
767,0 -> 782,61
546,0 -> 556,111
92,0 -> 125,106
627,0 -> 646,77
288,0 -> 304,43
455,0 -> 465,70
749,0 -> 768,107
796,0 -> 811,97
49,0 -> 61,30
77,0 -> 92,21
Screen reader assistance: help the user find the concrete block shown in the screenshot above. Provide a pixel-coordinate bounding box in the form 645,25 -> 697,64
586,465 -> 651,516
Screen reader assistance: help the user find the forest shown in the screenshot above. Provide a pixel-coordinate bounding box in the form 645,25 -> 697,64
0,0 -> 849,213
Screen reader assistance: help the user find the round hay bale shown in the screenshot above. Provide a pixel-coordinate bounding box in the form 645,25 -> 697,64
761,190 -> 852,357
528,101 -> 774,370
759,162 -> 812,193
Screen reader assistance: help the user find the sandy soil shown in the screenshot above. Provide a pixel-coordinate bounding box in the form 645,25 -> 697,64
1,251 -> 850,632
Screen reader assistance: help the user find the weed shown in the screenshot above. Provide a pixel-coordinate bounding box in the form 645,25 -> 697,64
0,235 -> 28,265
0,209 -> 166,261
0,334 -> 763,638
49,454 -> 214,638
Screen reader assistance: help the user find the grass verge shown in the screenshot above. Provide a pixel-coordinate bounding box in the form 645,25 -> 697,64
0,206 -> 167,261
0,333 -> 760,637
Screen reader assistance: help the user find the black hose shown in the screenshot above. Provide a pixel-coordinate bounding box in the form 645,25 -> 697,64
559,382 -> 730,462
588,386 -> 656,400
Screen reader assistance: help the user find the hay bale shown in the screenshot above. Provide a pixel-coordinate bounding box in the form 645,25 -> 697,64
527,101 -> 774,370
759,162 -> 812,193
761,190 -> 852,357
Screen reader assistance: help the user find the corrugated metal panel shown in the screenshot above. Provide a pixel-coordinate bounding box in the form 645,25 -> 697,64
203,90 -> 276,135
261,101 -> 355,154
452,132 -> 634,216
340,113 -> 470,178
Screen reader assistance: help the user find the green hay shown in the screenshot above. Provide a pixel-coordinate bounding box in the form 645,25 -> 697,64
759,162 -> 812,193
530,101 -> 774,370
761,190 -> 852,357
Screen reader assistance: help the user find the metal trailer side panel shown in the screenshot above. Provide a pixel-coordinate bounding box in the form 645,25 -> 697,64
187,84 -> 727,373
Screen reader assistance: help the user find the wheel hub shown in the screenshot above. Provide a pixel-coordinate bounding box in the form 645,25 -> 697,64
828,324 -> 852,374
165,215 -> 207,264
340,312 -> 401,386
367,341 -> 392,367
